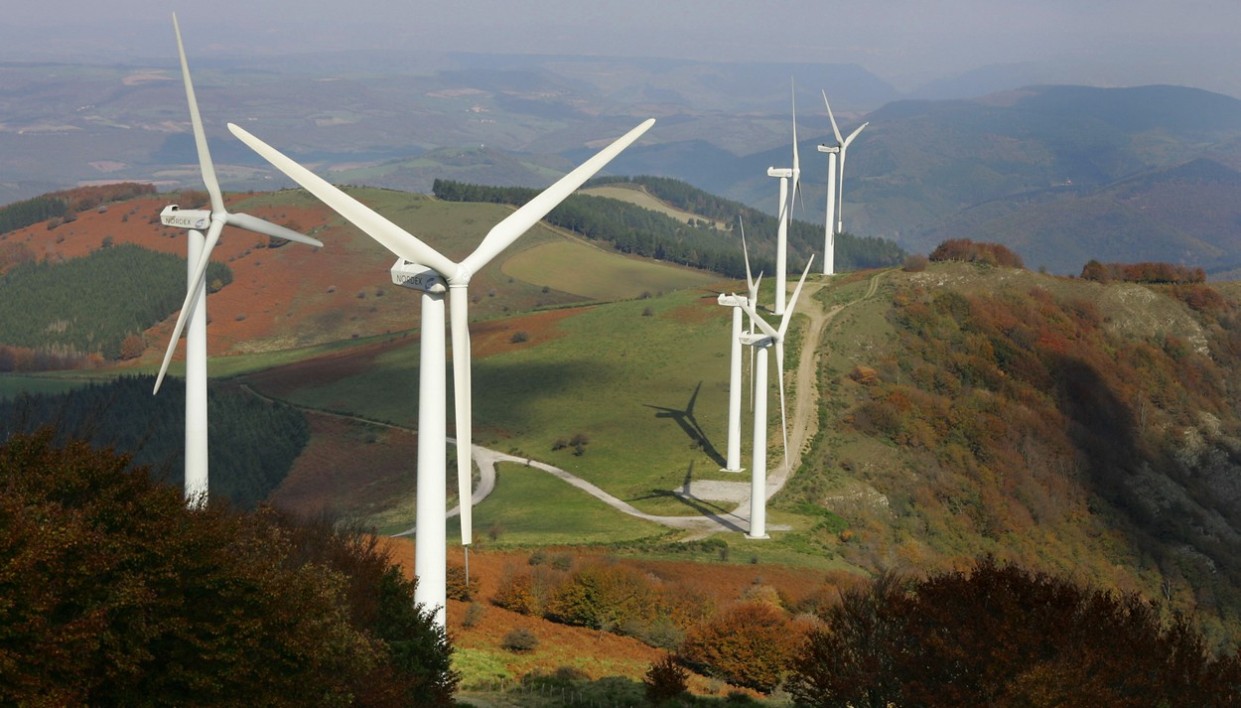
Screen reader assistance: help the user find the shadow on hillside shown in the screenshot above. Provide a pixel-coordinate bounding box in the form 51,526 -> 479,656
633,484 -> 746,534
1051,353 -> 1241,588
643,381 -> 727,468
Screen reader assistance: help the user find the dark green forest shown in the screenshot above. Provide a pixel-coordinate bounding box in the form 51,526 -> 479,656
0,375 -> 307,508
433,176 -> 905,278
0,244 -> 232,361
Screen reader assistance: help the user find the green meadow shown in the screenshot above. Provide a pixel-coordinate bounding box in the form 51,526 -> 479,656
254,287 -> 763,516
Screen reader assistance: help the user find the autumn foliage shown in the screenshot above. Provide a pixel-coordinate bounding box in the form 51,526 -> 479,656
0,430 -> 457,705
1081,259 -> 1206,284
788,557 -> 1241,707
678,601 -> 802,693
929,238 -> 1024,268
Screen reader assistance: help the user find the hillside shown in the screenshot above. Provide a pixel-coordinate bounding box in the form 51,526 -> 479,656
233,260 -> 1241,656
0,183 -> 741,371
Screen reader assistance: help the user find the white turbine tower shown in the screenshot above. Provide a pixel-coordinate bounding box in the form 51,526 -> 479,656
817,89 -> 868,273
717,219 -> 765,473
739,256 -> 812,539
816,143 -> 838,275
766,84 -> 800,316
154,14 -> 323,508
229,118 -> 654,627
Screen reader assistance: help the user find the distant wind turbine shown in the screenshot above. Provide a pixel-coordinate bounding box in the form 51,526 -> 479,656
817,89 -> 868,274
154,14 -> 322,508
739,256 -> 812,539
229,118 -> 654,627
766,82 -> 800,316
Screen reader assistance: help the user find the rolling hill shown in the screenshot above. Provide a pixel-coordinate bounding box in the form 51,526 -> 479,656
5,178 -> 1241,690
205,250 -> 1241,654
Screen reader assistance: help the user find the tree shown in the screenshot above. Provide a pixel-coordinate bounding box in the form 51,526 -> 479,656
0,430 -> 457,705
644,653 -> 689,704
787,557 -> 1241,707
679,601 -> 800,693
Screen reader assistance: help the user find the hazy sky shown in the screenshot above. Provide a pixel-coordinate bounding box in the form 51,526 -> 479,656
6,0 -> 1241,93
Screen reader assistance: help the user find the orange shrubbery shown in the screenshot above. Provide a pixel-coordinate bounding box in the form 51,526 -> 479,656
929,238 -> 1024,268
1081,259 -> 1206,284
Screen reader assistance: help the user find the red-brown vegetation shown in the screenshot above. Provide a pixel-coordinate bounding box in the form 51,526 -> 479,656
929,238 -> 1024,268
788,557 -> 1241,706
1081,259 -> 1206,284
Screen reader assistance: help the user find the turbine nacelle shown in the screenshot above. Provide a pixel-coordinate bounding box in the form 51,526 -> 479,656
816,145 -> 840,154
717,293 -> 747,308
767,167 -> 793,179
740,331 -> 773,348
391,258 -> 447,294
161,205 -> 212,230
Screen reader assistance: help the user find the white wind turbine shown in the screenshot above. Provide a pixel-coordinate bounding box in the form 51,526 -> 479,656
229,118 -> 654,627
766,84 -> 800,315
739,256 -> 812,539
716,219 -> 764,473
154,14 -> 323,508
817,89 -> 868,275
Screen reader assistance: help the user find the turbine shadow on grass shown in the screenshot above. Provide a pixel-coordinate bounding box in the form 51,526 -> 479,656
631,477 -> 746,534
643,381 -> 726,468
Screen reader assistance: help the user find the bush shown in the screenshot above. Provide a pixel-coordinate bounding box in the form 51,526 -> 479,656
446,564 -> 476,601
680,602 -> 799,693
510,331 -> 529,344
501,628 -> 539,653
903,253 -> 928,272
787,557 -> 1241,707
461,602 -> 485,629
644,654 -> 689,704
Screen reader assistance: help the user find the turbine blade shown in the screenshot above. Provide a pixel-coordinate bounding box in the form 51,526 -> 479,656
740,217 -> 754,292
838,124 -> 867,222
172,14 -> 223,215
228,123 -> 457,275
779,256 -> 815,338
842,122 -> 868,149
462,118 -> 654,274
776,339 -> 788,464
741,300 -> 779,339
450,290 -> 473,547
154,220 -> 224,393
225,212 -> 323,248
823,89 -> 845,145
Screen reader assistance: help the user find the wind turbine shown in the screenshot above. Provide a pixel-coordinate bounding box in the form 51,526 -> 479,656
716,219 -> 763,472
229,118 -> 654,627
817,89 -> 868,275
154,14 -> 323,508
739,256 -> 813,539
766,83 -> 800,316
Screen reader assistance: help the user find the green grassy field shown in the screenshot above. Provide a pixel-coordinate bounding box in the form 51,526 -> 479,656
502,239 -> 721,300
581,184 -> 730,230
246,285 -> 796,516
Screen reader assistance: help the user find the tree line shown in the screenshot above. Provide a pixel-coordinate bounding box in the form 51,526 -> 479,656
433,176 -> 905,278
0,244 -> 232,362
0,375 -> 306,509
0,183 -> 155,235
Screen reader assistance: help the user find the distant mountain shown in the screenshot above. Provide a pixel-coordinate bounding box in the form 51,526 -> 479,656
920,158 -> 1241,274
830,85 -> 1241,273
